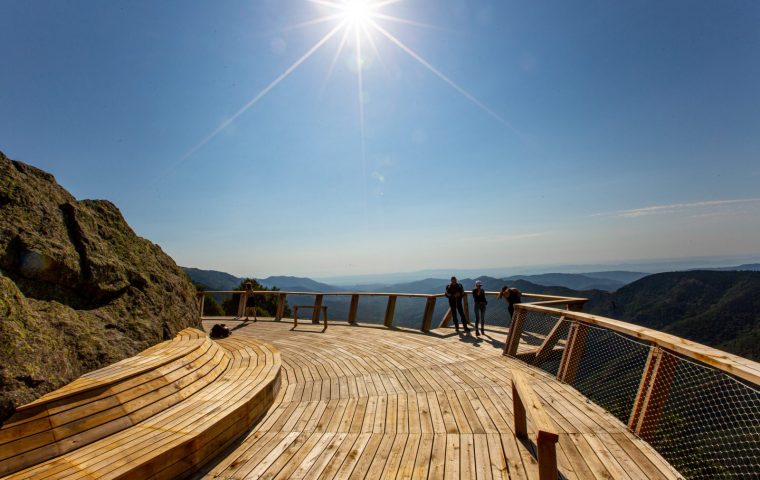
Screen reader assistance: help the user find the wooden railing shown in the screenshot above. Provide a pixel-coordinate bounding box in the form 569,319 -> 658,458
507,302 -> 760,478
511,303 -> 760,386
197,290 -> 587,333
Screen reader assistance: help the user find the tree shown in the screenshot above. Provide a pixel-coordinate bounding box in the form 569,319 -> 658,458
221,279 -> 291,317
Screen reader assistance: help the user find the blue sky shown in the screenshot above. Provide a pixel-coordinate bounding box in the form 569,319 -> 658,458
1,0 -> 759,277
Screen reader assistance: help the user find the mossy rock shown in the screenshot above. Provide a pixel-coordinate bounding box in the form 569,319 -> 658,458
0,151 -> 201,424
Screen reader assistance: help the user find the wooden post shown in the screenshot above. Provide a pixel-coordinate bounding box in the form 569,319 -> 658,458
628,346 -> 658,430
384,295 -> 397,328
513,380 -> 528,439
275,294 -> 286,321
512,371 -> 560,480
311,295 -> 323,324
236,291 -> 247,318
557,322 -> 589,384
537,431 -> 559,480
504,308 -> 527,356
439,307 -> 453,328
421,296 -> 437,332
532,316 -> 566,365
198,293 -> 205,319
348,295 -> 359,324
628,347 -> 678,439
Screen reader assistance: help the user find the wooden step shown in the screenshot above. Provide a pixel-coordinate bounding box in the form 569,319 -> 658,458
0,331 -> 281,480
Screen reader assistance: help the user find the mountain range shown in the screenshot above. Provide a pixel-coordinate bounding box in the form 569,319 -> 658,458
185,267 -> 760,361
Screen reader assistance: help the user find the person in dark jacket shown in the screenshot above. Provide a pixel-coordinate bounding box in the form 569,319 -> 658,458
471,280 -> 487,336
445,276 -> 470,333
498,286 -> 522,319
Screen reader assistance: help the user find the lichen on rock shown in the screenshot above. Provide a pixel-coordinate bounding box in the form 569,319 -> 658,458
0,151 -> 201,423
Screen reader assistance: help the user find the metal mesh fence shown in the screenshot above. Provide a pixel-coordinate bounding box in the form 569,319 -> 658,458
564,323 -> 652,423
531,317 -> 572,377
638,350 -> 760,479
520,309 -> 565,346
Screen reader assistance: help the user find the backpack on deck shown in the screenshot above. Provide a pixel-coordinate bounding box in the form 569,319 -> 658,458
210,323 -> 231,339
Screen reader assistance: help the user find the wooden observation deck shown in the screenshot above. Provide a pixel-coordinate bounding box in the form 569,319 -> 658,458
2,288 -> 759,479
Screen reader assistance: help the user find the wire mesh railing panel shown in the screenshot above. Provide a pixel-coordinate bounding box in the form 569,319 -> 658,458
532,318 -> 571,376
520,309 -> 564,346
639,351 -> 760,479
567,324 -> 651,423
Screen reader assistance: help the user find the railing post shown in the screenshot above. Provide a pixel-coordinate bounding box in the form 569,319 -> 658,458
504,307 -> 527,356
348,294 -> 359,324
557,321 -> 589,383
384,295 -> 397,328
311,294 -> 323,324
421,296 -> 437,332
628,346 -> 678,439
236,290 -> 247,318
198,293 -> 205,319
275,293 -> 286,321
439,307 -> 453,328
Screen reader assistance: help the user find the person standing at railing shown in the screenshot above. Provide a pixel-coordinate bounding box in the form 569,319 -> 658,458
236,282 -> 258,322
445,276 -> 471,333
471,280 -> 488,336
498,286 -> 522,319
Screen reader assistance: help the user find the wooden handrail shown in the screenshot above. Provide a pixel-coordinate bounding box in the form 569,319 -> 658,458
198,289 -> 587,333
200,290 -> 435,297
198,290 -> 587,302
517,303 -> 760,385
511,370 -> 559,480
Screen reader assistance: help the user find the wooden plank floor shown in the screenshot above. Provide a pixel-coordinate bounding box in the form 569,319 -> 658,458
198,319 -> 682,480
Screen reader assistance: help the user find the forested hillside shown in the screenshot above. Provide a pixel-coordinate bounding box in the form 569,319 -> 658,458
592,271 -> 760,361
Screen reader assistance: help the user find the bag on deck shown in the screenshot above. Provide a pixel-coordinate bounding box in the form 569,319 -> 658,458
210,323 -> 231,339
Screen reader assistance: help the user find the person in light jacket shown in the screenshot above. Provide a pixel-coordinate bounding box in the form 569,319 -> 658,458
471,280 -> 487,336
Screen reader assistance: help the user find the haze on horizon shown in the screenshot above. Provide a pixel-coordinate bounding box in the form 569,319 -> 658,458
2,0 -> 759,279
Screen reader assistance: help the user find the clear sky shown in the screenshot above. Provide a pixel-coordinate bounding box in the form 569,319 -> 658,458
2,0 -> 759,277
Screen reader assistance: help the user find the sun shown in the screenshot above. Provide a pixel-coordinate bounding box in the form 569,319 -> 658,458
340,0 -> 373,27
177,0 -> 510,165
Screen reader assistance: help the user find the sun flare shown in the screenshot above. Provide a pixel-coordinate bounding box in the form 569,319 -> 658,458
178,0 -> 509,167
341,0 -> 373,27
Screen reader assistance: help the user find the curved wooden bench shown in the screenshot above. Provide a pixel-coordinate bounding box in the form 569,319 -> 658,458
0,328 -> 226,476
0,331 -> 281,479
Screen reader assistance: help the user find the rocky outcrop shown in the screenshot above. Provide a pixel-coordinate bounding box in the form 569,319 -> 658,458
0,151 -> 201,423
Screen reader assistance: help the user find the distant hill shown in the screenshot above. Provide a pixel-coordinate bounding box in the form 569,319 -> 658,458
592,271 -> 760,361
182,267 -> 241,291
503,273 -> 625,292
583,271 -> 649,284
257,276 -> 341,292
701,263 -> 760,272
